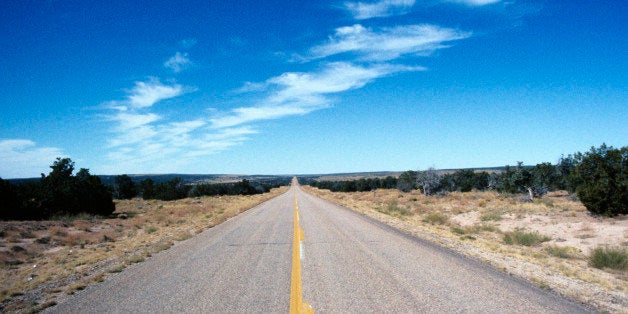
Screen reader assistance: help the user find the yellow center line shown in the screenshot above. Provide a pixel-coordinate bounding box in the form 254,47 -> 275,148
290,191 -> 314,314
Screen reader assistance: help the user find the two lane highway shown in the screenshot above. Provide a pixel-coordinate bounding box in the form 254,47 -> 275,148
49,183 -> 591,313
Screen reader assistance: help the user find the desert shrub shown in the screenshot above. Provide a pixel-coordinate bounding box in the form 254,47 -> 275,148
397,170 -> 417,192
589,246 -> 627,271
503,230 -> 550,246
573,144 -> 627,216
545,245 -> 581,259
422,212 -> 448,225
440,169 -> 490,192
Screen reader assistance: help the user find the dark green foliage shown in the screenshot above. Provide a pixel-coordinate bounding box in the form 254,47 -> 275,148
494,162 -> 564,199
139,177 -> 189,201
440,169 -> 490,192
141,178 -> 290,200
114,174 -> 137,199
573,144 -> 627,216
38,159 -> 114,217
0,177 -> 22,220
309,144 -> 627,217
72,168 -> 115,216
139,178 -> 157,199
495,162 -> 532,195
0,158 -> 114,220
397,171 -> 417,192
557,155 -> 578,192
309,176 -> 398,192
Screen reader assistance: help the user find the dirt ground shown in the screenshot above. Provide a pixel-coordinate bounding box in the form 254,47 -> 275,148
303,186 -> 627,313
0,187 -> 288,313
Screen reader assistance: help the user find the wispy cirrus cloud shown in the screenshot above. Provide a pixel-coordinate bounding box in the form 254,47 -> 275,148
101,78 -> 258,174
164,52 -> 192,73
213,22 -> 469,129
447,0 -> 501,6
0,139 -> 65,178
125,79 -> 185,109
308,24 -> 471,62
344,0 -> 416,19
100,13 -> 475,173
211,62 -> 423,128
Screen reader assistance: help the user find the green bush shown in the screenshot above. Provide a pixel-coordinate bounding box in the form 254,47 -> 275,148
573,144 -> 627,216
589,246 -> 627,271
503,230 -> 550,246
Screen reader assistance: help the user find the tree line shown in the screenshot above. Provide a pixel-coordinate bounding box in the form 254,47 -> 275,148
0,158 -> 114,220
308,176 -> 399,192
310,144 -> 627,216
1,159 -> 292,220
113,175 -> 290,201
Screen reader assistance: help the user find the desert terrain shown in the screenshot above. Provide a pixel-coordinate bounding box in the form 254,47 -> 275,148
303,186 -> 627,312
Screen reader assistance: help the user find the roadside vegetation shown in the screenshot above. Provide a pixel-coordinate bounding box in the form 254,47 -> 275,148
309,144 -> 627,217
0,186 -> 289,312
590,246 -> 627,271
1,159 -> 291,221
0,158 -> 114,220
302,144 -> 627,312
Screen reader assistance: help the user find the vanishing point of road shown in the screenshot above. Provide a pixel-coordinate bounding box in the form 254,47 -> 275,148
48,180 -> 592,313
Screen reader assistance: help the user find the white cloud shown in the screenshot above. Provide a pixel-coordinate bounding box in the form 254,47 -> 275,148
309,24 -> 471,61
0,139 -> 65,178
100,78 -> 256,174
102,123 -> 257,174
164,52 -> 192,73
112,112 -> 161,131
344,0 -> 415,19
448,0 -> 501,6
127,79 -> 184,109
211,62 -> 423,128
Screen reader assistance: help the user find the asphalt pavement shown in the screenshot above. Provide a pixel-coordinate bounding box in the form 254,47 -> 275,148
48,183 -> 593,313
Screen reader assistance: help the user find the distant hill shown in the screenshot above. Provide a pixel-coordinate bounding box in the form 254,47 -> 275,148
95,174 -> 294,185
7,167 -> 510,186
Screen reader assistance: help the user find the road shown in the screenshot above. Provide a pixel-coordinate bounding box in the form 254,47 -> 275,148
48,182 -> 592,313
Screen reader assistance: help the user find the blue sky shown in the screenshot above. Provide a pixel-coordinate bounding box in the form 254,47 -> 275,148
1,0 -> 626,178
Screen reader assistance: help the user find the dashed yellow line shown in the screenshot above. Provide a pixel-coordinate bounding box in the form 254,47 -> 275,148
290,191 -> 314,314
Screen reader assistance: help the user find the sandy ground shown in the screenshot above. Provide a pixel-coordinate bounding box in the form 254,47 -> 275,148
451,208 -> 627,255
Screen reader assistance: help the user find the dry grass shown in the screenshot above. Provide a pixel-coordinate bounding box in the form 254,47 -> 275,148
503,229 -> 551,246
0,186 -> 289,312
303,186 -> 628,313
